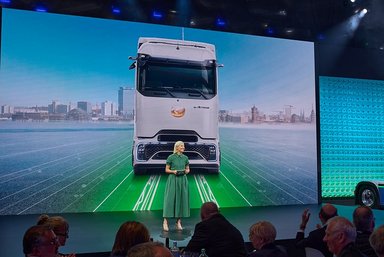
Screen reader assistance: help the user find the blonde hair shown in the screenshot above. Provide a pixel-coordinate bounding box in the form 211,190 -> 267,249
173,141 -> 184,153
249,221 -> 276,244
37,214 -> 69,232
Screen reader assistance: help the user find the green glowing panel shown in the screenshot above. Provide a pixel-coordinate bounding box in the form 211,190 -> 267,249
320,76 -> 384,198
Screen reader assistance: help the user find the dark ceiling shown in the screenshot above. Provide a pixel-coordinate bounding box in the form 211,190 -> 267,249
2,0 -> 383,50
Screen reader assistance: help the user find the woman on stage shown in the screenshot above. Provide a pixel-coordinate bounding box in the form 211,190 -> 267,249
163,141 -> 190,231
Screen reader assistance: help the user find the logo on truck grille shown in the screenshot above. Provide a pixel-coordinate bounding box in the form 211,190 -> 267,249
171,106 -> 185,118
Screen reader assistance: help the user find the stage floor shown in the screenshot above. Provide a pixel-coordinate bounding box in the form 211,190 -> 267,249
1,201 -> 383,257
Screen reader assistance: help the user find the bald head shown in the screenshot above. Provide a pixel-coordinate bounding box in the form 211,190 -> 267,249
353,206 -> 374,232
200,202 -> 219,220
320,204 -> 338,224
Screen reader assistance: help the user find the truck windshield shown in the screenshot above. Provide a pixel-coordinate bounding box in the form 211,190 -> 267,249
137,56 -> 217,99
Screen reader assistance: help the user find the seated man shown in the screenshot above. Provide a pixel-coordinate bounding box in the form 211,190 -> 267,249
369,225 -> 384,257
23,225 -> 60,257
127,242 -> 172,257
323,216 -> 365,257
353,206 -> 377,257
248,221 -> 288,257
296,203 -> 338,257
184,201 -> 247,257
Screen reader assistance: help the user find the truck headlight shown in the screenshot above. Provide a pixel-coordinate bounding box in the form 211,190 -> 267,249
137,144 -> 145,160
208,145 -> 216,160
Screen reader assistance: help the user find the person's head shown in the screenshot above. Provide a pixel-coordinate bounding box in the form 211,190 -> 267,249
319,203 -> 338,225
111,221 -> 150,256
37,214 -> 69,246
200,201 -> 219,221
249,221 -> 276,250
127,242 -> 173,257
369,225 -> 384,257
353,206 -> 375,232
323,216 -> 357,256
173,141 -> 185,154
23,225 -> 59,257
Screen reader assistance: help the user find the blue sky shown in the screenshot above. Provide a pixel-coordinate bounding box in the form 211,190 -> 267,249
0,8 -> 315,115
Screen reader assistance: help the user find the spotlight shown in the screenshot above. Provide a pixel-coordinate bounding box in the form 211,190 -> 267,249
358,8 -> 368,18
266,27 -> 275,36
216,18 -> 227,28
35,5 -> 48,12
152,10 -> 164,19
350,0 -> 356,2
112,6 -> 121,14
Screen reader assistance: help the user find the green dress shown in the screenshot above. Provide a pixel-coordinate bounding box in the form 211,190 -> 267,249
163,153 -> 190,218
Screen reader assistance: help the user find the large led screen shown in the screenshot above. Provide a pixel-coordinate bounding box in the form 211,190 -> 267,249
0,8 -> 317,215
320,76 -> 384,198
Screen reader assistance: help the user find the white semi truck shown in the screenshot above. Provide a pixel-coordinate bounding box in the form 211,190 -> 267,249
130,37 -> 221,174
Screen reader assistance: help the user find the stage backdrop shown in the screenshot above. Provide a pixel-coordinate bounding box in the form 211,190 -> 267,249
316,44 -> 384,199
0,8 -> 317,215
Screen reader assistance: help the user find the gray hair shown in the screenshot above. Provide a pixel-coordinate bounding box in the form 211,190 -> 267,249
249,221 -> 276,244
328,216 -> 357,242
370,225 -> 384,257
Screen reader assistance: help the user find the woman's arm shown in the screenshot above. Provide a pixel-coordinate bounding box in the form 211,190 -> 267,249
165,164 -> 177,175
185,165 -> 190,174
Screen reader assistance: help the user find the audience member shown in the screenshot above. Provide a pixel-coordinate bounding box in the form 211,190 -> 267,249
37,214 -> 75,257
369,225 -> 384,257
353,206 -> 377,257
126,242 -> 172,257
23,225 -> 60,257
296,203 -> 338,257
323,216 -> 365,257
184,201 -> 247,257
111,221 -> 150,257
248,221 -> 288,257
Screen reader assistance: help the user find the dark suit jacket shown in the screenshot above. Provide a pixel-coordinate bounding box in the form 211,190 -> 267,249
185,213 -> 247,257
355,231 -> 377,257
339,243 -> 367,257
295,226 -> 332,257
248,243 -> 288,257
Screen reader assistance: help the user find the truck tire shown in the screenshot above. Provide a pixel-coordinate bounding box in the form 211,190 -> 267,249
357,185 -> 379,208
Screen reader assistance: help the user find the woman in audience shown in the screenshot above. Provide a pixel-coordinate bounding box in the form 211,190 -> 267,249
248,221 -> 288,257
163,140 -> 190,231
37,214 -> 75,257
111,221 -> 150,257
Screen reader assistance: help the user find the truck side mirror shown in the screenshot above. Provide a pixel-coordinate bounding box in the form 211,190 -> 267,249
129,62 -> 136,70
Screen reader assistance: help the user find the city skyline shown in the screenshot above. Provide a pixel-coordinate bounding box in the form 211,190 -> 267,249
0,8 -> 315,115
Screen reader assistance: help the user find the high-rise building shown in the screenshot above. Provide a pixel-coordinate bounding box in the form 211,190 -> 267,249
77,101 -> 92,114
1,105 -> 14,114
251,105 -> 259,123
101,101 -> 116,116
118,87 -> 134,119
56,104 -> 68,114
48,100 -> 59,114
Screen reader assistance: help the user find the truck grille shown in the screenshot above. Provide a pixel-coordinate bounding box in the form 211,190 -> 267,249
143,143 -> 213,160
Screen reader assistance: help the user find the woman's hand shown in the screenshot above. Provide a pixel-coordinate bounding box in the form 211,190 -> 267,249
185,165 -> 190,174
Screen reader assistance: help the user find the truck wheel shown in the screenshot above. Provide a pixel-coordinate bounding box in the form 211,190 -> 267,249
357,185 -> 379,208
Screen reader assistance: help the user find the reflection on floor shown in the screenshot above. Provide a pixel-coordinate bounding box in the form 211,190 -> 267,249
1,202 -> 383,257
